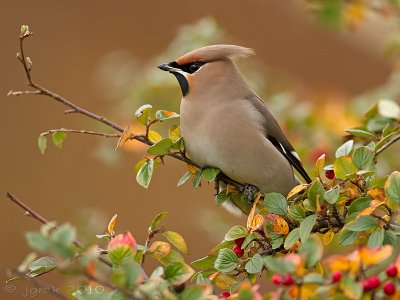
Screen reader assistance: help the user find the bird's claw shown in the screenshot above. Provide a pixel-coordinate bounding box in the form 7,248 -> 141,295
240,184 -> 259,205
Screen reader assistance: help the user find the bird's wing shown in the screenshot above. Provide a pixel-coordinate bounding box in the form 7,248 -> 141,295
248,95 -> 312,184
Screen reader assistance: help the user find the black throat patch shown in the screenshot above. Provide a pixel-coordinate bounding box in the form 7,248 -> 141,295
172,72 -> 189,97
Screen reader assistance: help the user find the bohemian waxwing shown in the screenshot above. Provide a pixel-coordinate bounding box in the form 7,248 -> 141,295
158,45 -> 311,203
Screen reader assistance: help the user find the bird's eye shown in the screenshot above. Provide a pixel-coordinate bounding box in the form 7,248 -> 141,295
189,63 -> 200,73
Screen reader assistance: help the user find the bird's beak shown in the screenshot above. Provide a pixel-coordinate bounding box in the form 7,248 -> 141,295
158,62 -> 180,73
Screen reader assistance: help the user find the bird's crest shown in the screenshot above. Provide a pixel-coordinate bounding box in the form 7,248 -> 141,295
176,44 -> 255,65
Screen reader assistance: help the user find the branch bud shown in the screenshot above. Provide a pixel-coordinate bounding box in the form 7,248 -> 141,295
20,25 -> 30,37
26,57 -> 33,71
16,52 -> 23,62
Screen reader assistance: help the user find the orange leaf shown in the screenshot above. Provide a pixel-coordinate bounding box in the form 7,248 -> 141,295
247,195 -> 263,233
273,216 -> 289,236
115,125 -> 132,150
359,199 -> 385,216
367,188 -> 386,202
187,163 -> 198,175
359,245 -> 393,266
107,213 -> 118,236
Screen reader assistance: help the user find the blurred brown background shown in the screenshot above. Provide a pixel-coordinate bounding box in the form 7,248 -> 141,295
1,1 -> 398,298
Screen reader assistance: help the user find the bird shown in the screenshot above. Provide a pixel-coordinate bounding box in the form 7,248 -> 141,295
158,44 -> 311,210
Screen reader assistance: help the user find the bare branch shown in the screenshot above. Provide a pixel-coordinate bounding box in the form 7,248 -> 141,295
40,129 -> 120,139
374,135 -> 400,158
6,193 -> 112,268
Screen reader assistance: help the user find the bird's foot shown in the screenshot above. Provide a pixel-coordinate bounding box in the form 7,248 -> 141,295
240,184 -> 259,205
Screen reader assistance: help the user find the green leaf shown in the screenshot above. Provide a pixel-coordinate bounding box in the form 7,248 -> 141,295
38,135 -> 47,154
192,171 -> 202,189
52,223 -> 76,244
160,249 -> 184,265
263,256 -> 295,273
165,262 -> 194,285
215,190 -> 229,206
209,240 -> 233,256
367,116 -> 391,132
177,172 -> 192,187
378,99 -> 400,120
339,230 -> 359,246
26,232 -> 51,252
135,104 -> 153,125
148,212 -> 168,233
269,232 -> 283,250
214,249 -> 239,273
147,138 -> 172,156
245,253 -> 263,274
52,131 -> 67,149
340,274 -> 363,300
335,140 -> 353,158
308,179 -> 325,208
284,228 -> 300,249
352,146 -> 374,171
28,256 -> 58,273
334,156 -> 357,180
300,214 -> 317,242
241,234 -> 256,249
348,197 -> 371,215
155,110 -> 180,121
299,236 -> 322,268
108,245 -> 134,265
385,171 -> 400,208
345,128 -> 376,140
346,215 -> 378,232
264,193 -> 287,216
224,226 -> 248,241
179,285 -> 211,300
191,256 -> 217,271
136,159 -> 154,189
201,167 -> 220,182
163,231 -> 188,254
324,186 -> 340,204
368,228 -> 384,248
288,206 -> 306,221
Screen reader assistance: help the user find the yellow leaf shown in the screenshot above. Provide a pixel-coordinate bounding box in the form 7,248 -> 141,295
273,216 -> 289,236
289,284 -> 318,299
187,163 -> 198,175
150,241 -> 171,260
359,199 -> 385,216
367,188 -> 386,202
316,262 -> 324,275
115,125 -> 132,150
322,230 -> 335,246
163,231 -> 188,254
148,131 -> 162,143
324,255 -> 352,273
345,3 -> 366,29
107,214 -> 118,236
313,154 -> 325,178
287,184 -> 308,199
226,183 -> 237,194
215,274 -> 237,290
359,245 -> 393,266
247,195 -> 263,233
168,125 -> 181,142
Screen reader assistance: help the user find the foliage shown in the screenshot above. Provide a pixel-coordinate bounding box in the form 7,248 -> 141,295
7,24 -> 400,300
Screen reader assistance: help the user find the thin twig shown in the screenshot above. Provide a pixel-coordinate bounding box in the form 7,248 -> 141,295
6,193 -> 112,268
9,269 -> 70,300
374,135 -> 400,158
41,129 -> 120,138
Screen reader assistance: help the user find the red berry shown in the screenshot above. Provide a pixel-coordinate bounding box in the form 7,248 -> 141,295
219,292 -> 231,298
234,237 -> 245,247
367,276 -> 380,290
272,274 -> 283,285
282,274 -> 294,286
386,264 -> 398,277
363,280 -> 373,291
332,271 -> 342,283
383,281 -> 396,296
325,169 -> 335,180
232,245 -> 244,258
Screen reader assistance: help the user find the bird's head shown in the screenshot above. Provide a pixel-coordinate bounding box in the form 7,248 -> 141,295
158,44 -> 255,97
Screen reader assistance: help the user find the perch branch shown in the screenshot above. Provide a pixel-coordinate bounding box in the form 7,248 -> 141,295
40,129 -> 120,139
